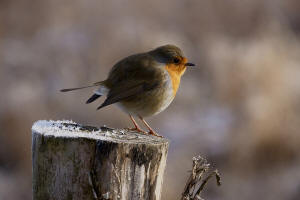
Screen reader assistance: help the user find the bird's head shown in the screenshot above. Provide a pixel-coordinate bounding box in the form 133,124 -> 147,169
149,44 -> 195,76
149,44 -> 195,96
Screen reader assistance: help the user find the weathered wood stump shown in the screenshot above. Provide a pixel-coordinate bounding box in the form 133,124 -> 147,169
32,120 -> 169,200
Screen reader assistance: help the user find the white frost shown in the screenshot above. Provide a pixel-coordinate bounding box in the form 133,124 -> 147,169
32,120 -> 108,140
32,120 -> 168,144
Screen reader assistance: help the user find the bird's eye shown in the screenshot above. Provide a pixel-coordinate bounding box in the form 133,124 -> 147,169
173,57 -> 180,64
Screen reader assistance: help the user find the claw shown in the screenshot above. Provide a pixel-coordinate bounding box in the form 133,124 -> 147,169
126,127 -> 147,134
127,115 -> 147,134
138,115 -> 163,137
148,130 -> 163,137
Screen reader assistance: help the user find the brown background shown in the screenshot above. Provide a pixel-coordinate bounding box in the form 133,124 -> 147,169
1,0 -> 300,199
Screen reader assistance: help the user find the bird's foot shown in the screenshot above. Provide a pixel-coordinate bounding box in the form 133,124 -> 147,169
126,127 -> 147,134
148,130 -> 163,138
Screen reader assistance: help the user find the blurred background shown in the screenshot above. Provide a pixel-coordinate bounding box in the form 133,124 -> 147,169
1,0 -> 300,199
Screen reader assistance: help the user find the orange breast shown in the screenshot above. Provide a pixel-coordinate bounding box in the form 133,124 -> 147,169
165,64 -> 186,96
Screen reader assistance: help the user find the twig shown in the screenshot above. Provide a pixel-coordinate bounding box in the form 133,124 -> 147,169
181,155 -> 221,200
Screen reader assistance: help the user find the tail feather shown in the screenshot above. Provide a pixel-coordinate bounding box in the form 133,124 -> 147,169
60,81 -> 105,92
86,94 -> 102,104
60,86 -> 94,92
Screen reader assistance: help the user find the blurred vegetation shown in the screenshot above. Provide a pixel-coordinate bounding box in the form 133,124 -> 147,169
1,0 -> 300,199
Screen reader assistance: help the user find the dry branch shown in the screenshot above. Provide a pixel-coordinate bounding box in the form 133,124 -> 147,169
182,155 -> 221,200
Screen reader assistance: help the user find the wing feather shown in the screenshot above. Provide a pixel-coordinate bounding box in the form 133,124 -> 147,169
96,53 -> 162,110
97,81 -> 159,110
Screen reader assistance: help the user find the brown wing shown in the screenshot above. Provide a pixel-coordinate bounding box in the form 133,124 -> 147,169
97,81 -> 159,110
106,53 -> 161,88
96,52 -> 163,110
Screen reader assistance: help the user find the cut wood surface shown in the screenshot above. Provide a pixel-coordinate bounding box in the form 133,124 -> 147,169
32,120 -> 169,200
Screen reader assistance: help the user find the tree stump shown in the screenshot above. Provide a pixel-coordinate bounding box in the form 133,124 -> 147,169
32,120 -> 169,200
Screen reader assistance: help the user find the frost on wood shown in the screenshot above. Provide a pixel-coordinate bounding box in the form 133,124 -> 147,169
32,120 -> 169,200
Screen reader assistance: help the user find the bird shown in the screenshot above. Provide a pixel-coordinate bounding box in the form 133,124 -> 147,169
61,44 -> 195,137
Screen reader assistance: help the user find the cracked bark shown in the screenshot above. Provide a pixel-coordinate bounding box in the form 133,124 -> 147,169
32,121 -> 169,200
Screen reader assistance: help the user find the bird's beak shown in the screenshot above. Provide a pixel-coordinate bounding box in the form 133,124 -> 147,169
185,62 -> 195,67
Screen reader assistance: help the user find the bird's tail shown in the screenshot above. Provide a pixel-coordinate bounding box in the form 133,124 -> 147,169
86,93 -> 101,104
60,81 -> 104,92
61,81 -> 108,104
86,84 -> 109,104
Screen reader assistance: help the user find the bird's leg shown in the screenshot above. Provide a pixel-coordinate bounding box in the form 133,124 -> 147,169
138,116 -> 162,137
127,115 -> 147,134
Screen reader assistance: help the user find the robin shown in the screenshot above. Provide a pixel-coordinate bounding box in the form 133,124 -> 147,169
61,44 -> 195,136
